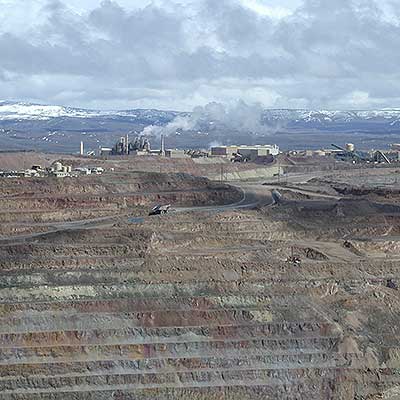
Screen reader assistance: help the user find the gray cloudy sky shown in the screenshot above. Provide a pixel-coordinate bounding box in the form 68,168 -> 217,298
1,0 -> 399,110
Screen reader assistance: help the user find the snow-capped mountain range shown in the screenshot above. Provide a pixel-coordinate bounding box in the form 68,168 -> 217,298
0,101 -> 105,120
0,101 -> 182,123
2,100 -> 400,125
263,109 -> 400,126
1,100 -> 400,153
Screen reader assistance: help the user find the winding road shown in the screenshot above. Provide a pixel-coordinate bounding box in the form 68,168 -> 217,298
0,171 -> 338,244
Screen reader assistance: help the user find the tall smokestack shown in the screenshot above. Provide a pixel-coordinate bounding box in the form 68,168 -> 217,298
161,134 -> 165,156
125,133 -> 129,155
80,141 -> 84,156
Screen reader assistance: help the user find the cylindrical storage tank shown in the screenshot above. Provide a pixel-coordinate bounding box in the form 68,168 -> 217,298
346,143 -> 355,152
66,166 -> 72,173
62,166 -> 68,173
54,162 -> 63,171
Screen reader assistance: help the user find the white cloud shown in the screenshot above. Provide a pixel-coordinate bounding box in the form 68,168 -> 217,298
239,0 -> 295,18
0,0 -> 399,110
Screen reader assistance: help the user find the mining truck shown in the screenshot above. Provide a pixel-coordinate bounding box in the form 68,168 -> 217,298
271,189 -> 283,205
149,204 -> 171,216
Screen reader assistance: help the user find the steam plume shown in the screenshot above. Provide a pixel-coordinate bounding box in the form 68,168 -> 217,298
142,100 -> 275,138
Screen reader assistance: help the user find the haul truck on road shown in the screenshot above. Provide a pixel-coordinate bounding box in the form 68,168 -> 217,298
149,204 -> 171,216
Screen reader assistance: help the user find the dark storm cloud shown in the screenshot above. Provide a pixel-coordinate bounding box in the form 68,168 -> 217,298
1,0 -> 400,109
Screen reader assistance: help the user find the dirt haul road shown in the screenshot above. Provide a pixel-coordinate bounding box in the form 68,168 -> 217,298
0,182 -> 267,244
0,169 -> 399,399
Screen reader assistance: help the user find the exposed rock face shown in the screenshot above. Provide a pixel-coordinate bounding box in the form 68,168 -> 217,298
0,169 -> 399,399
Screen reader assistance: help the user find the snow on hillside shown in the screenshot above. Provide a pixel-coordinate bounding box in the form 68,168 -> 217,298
0,102 -> 183,124
263,109 -> 400,124
0,101 -> 108,120
2,101 -> 400,126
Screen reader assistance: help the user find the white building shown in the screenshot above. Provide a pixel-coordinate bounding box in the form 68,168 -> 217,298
211,144 -> 279,158
238,145 -> 279,158
74,167 -> 92,175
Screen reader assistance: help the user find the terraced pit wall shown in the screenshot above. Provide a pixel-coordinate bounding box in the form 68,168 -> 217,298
0,171 -> 399,399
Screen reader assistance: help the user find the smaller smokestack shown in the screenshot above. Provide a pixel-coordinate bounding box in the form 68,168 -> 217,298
80,141 -> 84,156
161,134 -> 165,156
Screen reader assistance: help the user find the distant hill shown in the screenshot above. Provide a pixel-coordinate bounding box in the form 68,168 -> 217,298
1,101 -> 400,152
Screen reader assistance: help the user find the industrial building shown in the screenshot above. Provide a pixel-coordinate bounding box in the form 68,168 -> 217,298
111,134 -> 152,156
391,144 -> 400,151
103,133 -> 212,159
211,145 -> 240,157
0,162 -> 106,179
49,162 -> 72,178
108,133 -> 168,157
238,145 -> 279,159
211,144 -> 279,161
165,149 -> 187,158
99,147 -> 113,156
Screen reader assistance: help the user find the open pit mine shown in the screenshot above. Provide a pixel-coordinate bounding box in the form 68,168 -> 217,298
0,152 -> 399,399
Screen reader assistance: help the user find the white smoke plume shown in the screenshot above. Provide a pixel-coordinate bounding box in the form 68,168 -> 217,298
142,100 -> 274,138
208,140 -> 224,148
141,114 -> 196,137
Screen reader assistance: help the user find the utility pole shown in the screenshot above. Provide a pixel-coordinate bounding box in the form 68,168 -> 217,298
278,158 -> 281,184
